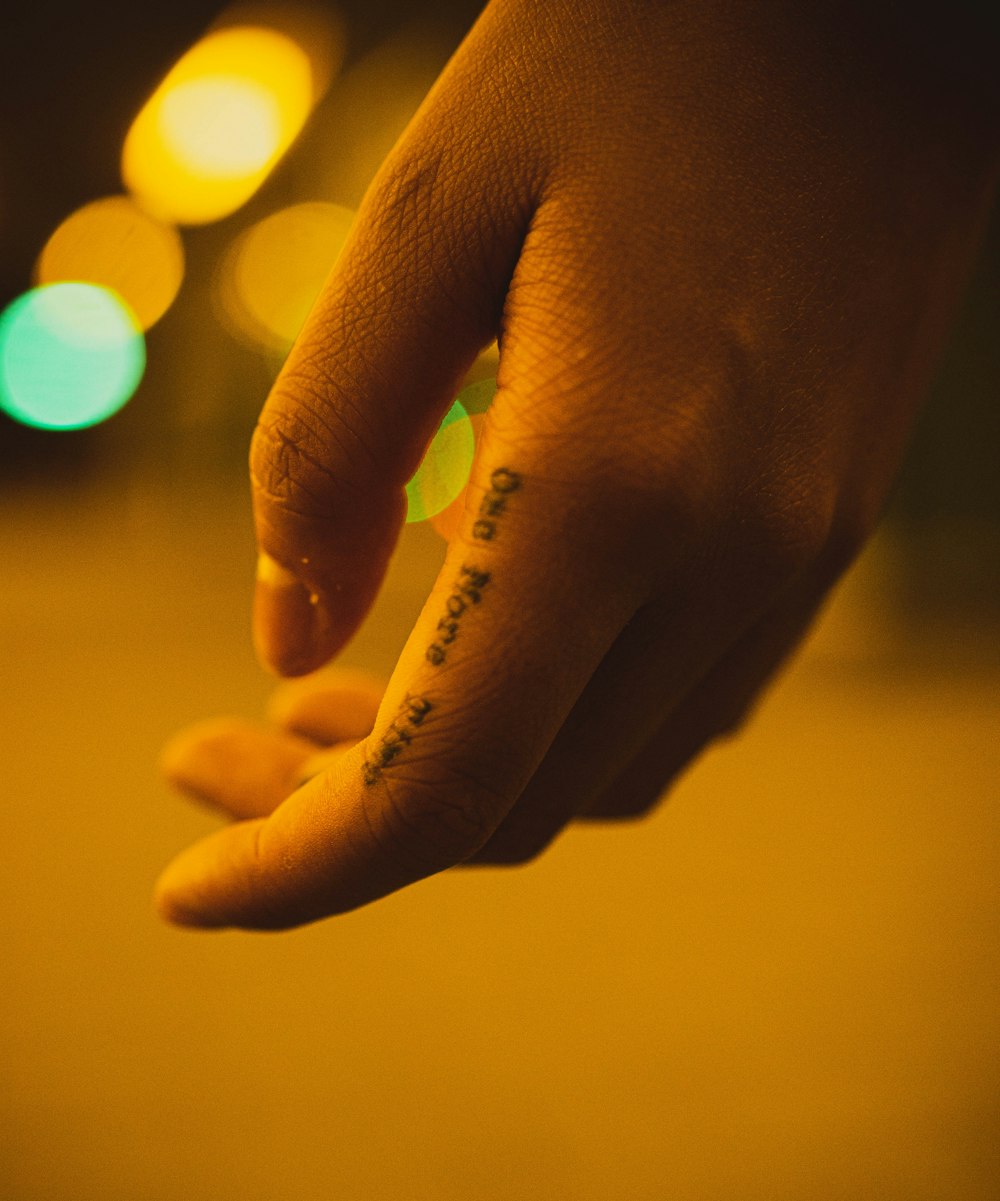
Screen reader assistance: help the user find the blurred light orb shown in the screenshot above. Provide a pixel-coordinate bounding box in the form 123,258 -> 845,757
0,284 -> 145,430
122,26 -> 314,225
217,1 -> 347,97
425,373 -> 497,539
429,411 -> 486,542
405,399 -> 475,523
35,195 -> 184,330
219,201 -> 354,350
159,77 -> 282,176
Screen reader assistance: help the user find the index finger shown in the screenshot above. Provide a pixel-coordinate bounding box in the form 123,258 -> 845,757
154,442 -> 642,928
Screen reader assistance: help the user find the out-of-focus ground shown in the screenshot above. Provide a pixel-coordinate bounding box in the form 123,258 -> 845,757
1,464 -> 997,1201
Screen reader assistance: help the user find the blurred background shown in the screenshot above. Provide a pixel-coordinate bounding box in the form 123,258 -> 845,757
1,3 -> 998,1199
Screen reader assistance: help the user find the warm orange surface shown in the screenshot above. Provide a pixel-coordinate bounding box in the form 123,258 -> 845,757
1,477 -> 997,1201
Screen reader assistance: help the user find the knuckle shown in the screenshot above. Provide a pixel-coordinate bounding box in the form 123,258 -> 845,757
737,481 -> 838,581
615,428 -> 723,520
512,391 -> 730,539
742,487 -> 876,593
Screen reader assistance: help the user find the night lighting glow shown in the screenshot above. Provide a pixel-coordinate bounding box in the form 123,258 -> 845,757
0,284 -> 145,430
424,373 -> 498,538
429,412 -> 486,542
122,26 -> 314,224
218,201 -> 354,350
36,195 -> 184,330
161,78 -> 282,177
405,399 -> 475,523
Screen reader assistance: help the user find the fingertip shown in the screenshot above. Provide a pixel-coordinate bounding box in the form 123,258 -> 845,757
154,892 -> 222,931
158,730 -> 191,789
153,864 -> 228,930
159,721 -> 225,801
267,668 -> 384,741
154,819 -> 299,931
154,831 -> 253,931
253,553 -> 332,677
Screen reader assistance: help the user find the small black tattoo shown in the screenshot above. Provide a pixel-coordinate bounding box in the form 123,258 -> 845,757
426,564 -> 491,666
472,467 -> 521,541
401,694 -> 432,726
363,693 -> 433,785
489,468 -> 521,494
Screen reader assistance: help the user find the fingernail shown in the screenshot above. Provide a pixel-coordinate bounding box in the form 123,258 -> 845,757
254,552 -> 326,676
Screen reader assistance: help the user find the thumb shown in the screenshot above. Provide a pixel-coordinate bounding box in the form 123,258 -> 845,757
250,46 -> 534,675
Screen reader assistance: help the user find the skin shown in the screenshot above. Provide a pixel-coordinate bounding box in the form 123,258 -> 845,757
156,0 -> 999,929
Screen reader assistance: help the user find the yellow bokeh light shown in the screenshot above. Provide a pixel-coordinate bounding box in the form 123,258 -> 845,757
217,201 -> 354,350
218,1 -> 346,98
122,26 -> 314,225
159,78 -> 282,177
35,196 -> 184,331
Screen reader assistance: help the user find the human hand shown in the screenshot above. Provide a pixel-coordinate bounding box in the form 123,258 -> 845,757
157,0 -> 998,928
161,668 -> 383,819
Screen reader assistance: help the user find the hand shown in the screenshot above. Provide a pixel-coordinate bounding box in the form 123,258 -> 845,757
161,668 -> 382,818
156,0 -> 998,929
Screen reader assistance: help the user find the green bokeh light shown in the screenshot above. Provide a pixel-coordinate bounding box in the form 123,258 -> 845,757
405,398 -> 475,523
0,283 -> 146,430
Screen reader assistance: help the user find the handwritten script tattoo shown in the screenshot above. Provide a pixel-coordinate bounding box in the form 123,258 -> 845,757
472,468 -> 521,542
426,564 -> 490,666
363,694 -> 432,786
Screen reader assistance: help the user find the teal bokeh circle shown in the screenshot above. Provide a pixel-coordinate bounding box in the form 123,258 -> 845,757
0,283 -> 146,430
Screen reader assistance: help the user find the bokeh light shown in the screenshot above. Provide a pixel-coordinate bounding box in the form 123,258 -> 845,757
429,412 -> 486,541
161,77 -> 284,177
405,399 -> 475,524
217,201 -> 354,350
0,284 -> 145,430
415,369 -> 500,536
35,195 -> 184,331
424,373 -> 498,539
218,1 -> 346,99
122,26 -> 315,225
